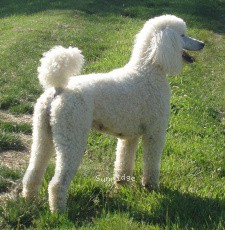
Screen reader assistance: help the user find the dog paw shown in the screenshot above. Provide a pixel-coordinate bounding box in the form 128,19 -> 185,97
22,187 -> 39,199
142,183 -> 159,192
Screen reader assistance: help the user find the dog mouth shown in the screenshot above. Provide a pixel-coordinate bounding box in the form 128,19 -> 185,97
182,50 -> 195,63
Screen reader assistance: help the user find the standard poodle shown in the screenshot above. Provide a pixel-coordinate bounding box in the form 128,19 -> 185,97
22,15 -> 204,212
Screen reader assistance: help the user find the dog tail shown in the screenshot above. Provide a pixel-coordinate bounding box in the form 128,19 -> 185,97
38,46 -> 84,89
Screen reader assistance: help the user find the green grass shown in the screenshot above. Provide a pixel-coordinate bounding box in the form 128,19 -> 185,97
0,0 -> 225,229
0,165 -> 22,193
0,120 -> 31,151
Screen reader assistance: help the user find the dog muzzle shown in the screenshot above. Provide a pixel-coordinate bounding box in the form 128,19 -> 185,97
182,35 -> 205,63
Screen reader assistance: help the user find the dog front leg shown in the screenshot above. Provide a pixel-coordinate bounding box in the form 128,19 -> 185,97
142,131 -> 166,190
114,137 -> 139,186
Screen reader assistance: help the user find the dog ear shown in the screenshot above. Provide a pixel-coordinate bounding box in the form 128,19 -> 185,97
148,28 -> 183,75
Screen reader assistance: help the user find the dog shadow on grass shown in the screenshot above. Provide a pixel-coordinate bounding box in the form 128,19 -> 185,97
67,183 -> 224,228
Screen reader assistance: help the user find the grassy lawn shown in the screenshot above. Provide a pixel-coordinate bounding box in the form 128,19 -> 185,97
0,0 -> 225,229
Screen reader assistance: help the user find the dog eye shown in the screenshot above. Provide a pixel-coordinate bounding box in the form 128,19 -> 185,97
181,34 -> 185,37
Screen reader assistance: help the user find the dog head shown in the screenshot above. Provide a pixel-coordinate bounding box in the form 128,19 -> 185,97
143,15 -> 205,75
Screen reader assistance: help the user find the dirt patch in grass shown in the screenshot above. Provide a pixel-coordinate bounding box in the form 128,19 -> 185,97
0,111 -> 32,125
0,150 -> 29,202
0,150 -> 29,169
0,110 -> 32,165
0,111 -> 32,202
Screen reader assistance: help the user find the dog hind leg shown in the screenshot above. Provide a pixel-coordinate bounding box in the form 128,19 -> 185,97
23,95 -> 54,198
48,96 -> 92,212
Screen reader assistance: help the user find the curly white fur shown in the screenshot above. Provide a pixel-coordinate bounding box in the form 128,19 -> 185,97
22,15 -> 204,212
38,46 -> 84,89
129,15 -> 185,74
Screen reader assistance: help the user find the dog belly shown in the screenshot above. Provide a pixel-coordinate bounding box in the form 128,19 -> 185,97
92,119 -> 145,138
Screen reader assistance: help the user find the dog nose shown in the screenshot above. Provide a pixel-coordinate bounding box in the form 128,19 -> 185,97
182,36 -> 205,51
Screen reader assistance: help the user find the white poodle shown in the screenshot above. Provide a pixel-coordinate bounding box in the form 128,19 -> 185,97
22,15 -> 204,212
